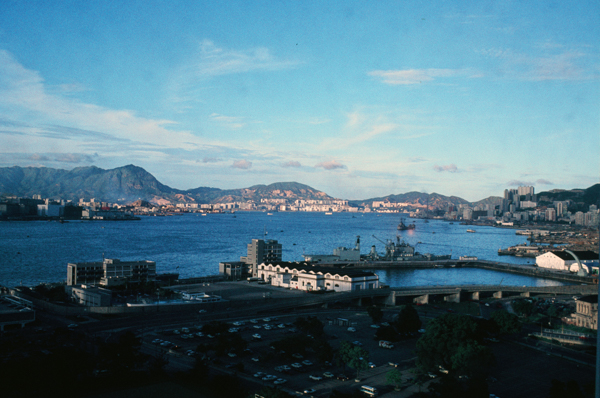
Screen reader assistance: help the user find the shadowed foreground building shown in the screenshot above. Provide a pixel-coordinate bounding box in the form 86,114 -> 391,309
67,258 -> 156,287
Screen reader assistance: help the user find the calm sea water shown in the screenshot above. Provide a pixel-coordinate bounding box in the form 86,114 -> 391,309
0,212 -> 562,287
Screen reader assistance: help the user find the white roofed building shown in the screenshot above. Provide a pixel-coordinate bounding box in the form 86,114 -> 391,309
257,261 -> 379,292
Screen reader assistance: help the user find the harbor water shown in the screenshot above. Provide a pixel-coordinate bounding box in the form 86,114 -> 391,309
0,212 -> 565,288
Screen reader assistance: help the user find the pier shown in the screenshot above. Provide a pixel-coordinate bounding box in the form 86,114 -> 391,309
316,259 -> 598,284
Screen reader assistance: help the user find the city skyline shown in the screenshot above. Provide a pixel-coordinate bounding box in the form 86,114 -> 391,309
0,2 -> 598,202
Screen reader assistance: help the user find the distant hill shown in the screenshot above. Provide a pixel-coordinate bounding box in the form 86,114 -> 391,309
350,191 -> 471,210
537,184 -> 600,208
1,164 -> 596,208
0,165 -> 180,203
0,165 -> 332,204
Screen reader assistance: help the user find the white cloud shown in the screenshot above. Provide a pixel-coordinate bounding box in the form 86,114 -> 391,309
194,39 -> 300,77
232,159 -> 252,169
368,68 -> 463,85
281,161 -> 301,168
434,164 -> 458,173
315,160 -> 346,170
210,113 -> 245,129
477,46 -> 595,81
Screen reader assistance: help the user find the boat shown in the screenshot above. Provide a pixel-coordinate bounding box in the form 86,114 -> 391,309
397,218 -> 416,231
467,229 -> 476,233
325,212 -> 333,215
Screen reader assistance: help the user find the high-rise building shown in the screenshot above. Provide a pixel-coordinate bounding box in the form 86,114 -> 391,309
240,239 -> 283,277
518,186 -> 535,196
545,208 -> 556,222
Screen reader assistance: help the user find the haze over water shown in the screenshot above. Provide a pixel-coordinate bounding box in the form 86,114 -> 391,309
0,212 -> 565,287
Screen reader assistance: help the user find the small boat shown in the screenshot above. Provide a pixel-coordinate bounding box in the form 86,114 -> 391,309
325,212 -> 333,215
467,229 -> 476,233
397,218 -> 416,231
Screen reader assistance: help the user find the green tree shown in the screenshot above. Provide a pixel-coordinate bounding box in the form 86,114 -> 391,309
512,298 -> 534,317
375,325 -> 398,342
337,340 -> 369,379
490,310 -> 521,335
394,304 -> 422,334
295,316 -> 324,337
386,368 -> 403,390
367,306 -> 384,324
415,314 -> 493,378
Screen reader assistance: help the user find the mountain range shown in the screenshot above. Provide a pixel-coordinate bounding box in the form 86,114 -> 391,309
0,165 -> 597,209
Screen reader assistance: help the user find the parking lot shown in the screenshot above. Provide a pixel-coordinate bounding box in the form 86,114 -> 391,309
143,309 -> 422,396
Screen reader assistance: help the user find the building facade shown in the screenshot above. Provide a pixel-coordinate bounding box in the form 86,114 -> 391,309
67,258 -> 156,286
535,250 -> 599,274
574,296 -> 598,330
68,285 -> 112,306
257,262 -> 379,292
240,239 -> 283,277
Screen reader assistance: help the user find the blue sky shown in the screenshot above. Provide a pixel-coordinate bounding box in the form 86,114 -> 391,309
0,1 -> 598,202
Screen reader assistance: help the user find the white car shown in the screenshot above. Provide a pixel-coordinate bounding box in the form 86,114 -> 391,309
251,357 -> 260,362
304,389 -> 316,394
274,378 -> 287,385
302,360 -> 313,366
309,375 -> 322,381
347,327 -> 356,332
252,333 -> 262,339
323,372 -> 334,378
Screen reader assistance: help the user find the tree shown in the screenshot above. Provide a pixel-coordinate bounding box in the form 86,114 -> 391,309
337,340 -> 369,379
295,316 -> 324,337
415,314 -> 493,378
250,386 -> 293,398
490,310 -> 521,335
375,325 -> 398,342
512,298 -> 534,317
386,368 -> 403,391
394,304 -> 422,334
367,306 -> 384,324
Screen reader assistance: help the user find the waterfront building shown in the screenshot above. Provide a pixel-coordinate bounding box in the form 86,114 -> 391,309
219,261 -> 248,280
303,236 -> 361,263
67,285 -> 112,306
256,261 -> 379,292
535,250 -> 599,274
240,239 -> 283,277
66,258 -> 156,286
